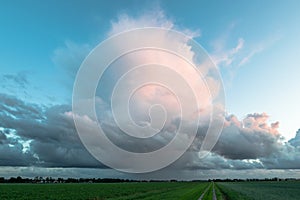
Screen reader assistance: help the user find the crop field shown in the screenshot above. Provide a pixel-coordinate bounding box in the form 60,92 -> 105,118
216,181 -> 300,200
0,182 -> 209,200
1,181 -> 300,200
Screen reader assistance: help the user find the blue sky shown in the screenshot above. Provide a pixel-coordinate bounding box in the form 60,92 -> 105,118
1,0 -> 299,138
1,0 -> 300,178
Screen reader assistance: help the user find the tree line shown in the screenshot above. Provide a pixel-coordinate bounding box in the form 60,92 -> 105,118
0,177 -> 151,183
0,176 -> 298,184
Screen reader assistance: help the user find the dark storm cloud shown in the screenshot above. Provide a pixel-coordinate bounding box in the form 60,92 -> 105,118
0,93 -> 101,168
207,114 -> 300,170
173,113 -> 300,171
289,129 -> 300,147
173,151 -> 264,171
0,93 -> 42,121
1,93 -> 300,171
214,124 -> 281,160
0,142 -> 37,166
212,114 -> 282,160
0,131 -> 7,144
0,128 -> 37,166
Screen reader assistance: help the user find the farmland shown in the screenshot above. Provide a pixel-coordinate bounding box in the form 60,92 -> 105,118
0,181 -> 300,200
216,181 -> 300,200
0,182 -> 208,200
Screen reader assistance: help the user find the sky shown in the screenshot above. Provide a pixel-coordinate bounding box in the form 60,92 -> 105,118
0,0 -> 300,179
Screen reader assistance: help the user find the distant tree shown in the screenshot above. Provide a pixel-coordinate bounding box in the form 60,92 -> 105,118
57,178 -> 64,183
0,177 -> 4,183
16,176 -> 23,183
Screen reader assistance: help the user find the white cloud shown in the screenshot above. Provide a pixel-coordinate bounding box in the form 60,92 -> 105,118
238,34 -> 281,66
212,37 -> 245,67
108,9 -> 200,38
238,45 -> 263,66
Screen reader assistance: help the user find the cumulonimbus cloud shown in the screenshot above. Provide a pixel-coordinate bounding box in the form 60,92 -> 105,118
0,9 -> 299,174
0,92 -> 299,171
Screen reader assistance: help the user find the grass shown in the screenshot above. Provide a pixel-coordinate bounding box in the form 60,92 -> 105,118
2,181 -> 300,200
216,181 -> 300,200
214,183 -> 224,200
0,182 -> 208,200
216,182 -> 251,200
201,182 -> 225,200
201,183 -> 212,200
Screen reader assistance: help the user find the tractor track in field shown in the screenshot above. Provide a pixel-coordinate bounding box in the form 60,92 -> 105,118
198,182 -> 218,200
197,183 -> 210,200
212,182 -> 217,200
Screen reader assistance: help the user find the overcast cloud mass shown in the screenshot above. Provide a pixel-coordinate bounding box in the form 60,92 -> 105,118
0,90 -> 300,178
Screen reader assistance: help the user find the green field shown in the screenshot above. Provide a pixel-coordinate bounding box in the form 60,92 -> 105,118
0,182 -> 208,200
1,181 -> 300,200
216,181 -> 300,200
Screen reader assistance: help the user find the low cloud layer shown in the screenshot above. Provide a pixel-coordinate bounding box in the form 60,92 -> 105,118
0,93 -> 100,168
0,93 -> 299,172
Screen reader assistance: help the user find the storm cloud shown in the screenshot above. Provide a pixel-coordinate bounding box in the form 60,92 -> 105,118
0,92 -> 300,172
0,93 -> 100,168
